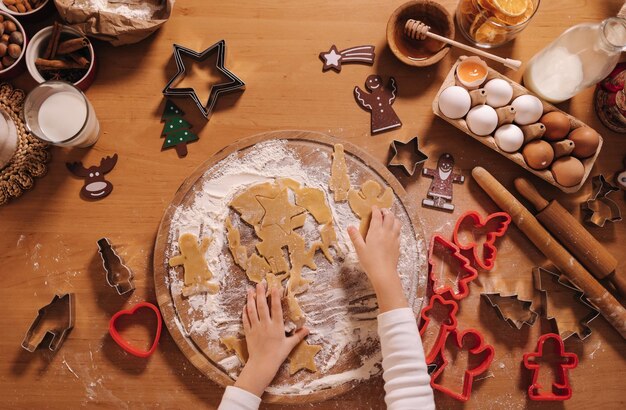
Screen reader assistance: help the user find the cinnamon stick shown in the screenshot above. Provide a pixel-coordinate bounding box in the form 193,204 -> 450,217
35,58 -> 86,70
43,22 -> 62,59
57,38 -> 88,55
67,53 -> 90,68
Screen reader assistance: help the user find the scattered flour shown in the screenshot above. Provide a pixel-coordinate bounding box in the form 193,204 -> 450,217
160,139 -> 427,395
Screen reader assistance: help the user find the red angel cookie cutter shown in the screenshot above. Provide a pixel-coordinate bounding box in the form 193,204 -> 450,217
430,328 -> 495,402
452,211 -> 511,271
419,294 -> 459,364
523,333 -> 578,401
428,234 -> 478,300
109,302 -> 163,358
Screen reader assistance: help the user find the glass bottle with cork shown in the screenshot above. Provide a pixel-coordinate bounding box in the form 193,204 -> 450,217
523,17 -> 626,103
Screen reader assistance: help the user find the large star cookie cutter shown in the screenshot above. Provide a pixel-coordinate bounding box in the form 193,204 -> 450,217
163,40 -> 245,120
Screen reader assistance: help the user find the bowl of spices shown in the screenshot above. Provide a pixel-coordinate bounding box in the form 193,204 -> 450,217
387,0 -> 454,67
25,22 -> 96,91
0,0 -> 52,21
0,11 -> 26,79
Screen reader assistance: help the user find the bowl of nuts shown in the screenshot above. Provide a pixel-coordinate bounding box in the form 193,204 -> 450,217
25,23 -> 96,91
0,12 -> 26,79
0,1 -> 52,22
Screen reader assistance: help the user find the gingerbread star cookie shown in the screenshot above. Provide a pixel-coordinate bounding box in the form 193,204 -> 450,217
288,340 -> 322,375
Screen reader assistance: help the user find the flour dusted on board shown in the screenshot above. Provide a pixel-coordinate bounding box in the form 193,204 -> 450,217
163,139 -> 427,394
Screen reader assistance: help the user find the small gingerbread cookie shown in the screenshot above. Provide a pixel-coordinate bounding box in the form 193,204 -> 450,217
348,180 -> 394,238
169,233 -> 219,297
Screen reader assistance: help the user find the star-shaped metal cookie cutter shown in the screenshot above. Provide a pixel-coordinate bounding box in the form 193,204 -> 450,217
388,136 -> 428,176
163,40 -> 245,120
581,175 -> 622,227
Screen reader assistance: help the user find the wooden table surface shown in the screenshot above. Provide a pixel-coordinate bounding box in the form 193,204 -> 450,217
1,0 -> 625,408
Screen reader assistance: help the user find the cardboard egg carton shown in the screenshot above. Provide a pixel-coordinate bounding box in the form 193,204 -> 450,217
432,57 -> 603,193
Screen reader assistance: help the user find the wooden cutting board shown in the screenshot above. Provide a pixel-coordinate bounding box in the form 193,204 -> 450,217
153,130 -> 427,404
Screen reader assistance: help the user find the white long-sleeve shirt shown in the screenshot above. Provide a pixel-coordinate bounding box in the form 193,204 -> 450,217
218,307 -> 435,409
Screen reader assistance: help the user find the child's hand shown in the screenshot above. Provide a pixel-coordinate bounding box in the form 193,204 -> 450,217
348,205 -> 408,313
234,283 -> 308,397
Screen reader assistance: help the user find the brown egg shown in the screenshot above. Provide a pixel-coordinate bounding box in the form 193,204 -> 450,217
522,140 -> 554,170
551,156 -> 585,187
540,111 -> 570,141
568,127 -> 600,158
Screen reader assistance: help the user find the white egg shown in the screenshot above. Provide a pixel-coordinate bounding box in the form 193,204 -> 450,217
438,86 -> 471,119
494,124 -> 524,152
466,105 -> 498,136
484,79 -> 513,108
512,94 -> 543,125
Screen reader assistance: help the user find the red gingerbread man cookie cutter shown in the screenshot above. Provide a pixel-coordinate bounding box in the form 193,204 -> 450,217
452,211 -> 512,271
523,333 -> 578,401
109,302 -> 163,358
430,328 -> 495,402
428,234 -> 478,300
418,294 -> 459,364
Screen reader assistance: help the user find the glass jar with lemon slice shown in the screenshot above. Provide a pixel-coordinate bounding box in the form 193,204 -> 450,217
456,0 -> 540,48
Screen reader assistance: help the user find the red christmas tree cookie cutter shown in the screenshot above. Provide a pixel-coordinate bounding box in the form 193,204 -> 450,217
452,211 -> 511,271
430,328 -> 495,402
523,333 -> 578,401
428,234 -> 478,300
418,294 -> 459,364
109,302 -> 163,358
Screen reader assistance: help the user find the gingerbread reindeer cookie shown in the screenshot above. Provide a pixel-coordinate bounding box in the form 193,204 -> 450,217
169,233 -> 219,297
422,153 -> 465,212
354,75 -> 402,134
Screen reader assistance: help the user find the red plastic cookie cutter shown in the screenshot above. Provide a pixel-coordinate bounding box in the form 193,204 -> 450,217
109,302 -> 163,358
452,211 -> 511,271
418,294 -> 459,364
523,333 -> 578,401
428,234 -> 478,300
430,328 -> 495,402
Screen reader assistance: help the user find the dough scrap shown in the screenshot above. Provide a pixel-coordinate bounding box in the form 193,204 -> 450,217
225,217 -> 248,269
230,182 -> 280,226
221,336 -> 248,365
246,254 -> 271,283
329,144 -> 351,202
319,222 -> 339,262
288,340 -> 322,375
169,233 -> 219,297
294,186 -> 332,224
348,180 -> 394,238
286,287 -> 306,328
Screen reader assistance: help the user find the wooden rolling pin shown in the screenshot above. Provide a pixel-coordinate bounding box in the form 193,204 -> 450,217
514,178 -> 626,296
472,167 -> 626,340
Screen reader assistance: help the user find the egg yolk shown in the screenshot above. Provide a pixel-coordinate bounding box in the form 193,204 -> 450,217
458,61 -> 487,83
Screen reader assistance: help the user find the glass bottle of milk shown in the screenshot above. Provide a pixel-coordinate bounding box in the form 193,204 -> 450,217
523,17 -> 626,103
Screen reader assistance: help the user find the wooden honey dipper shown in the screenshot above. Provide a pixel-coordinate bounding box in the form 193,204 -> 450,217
404,19 -> 522,70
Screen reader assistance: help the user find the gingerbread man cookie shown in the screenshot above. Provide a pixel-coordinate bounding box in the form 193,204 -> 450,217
354,75 -> 402,134
348,180 -> 394,238
169,233 -> 219,297
422,153 -> 465,212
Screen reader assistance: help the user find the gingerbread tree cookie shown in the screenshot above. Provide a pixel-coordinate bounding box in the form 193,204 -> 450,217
348,180 -> 394,238
169,233 -> 219,297
330,144 -> 351,202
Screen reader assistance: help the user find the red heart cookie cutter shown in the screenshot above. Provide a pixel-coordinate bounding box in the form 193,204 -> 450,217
452,211 -> 511,271
430,328 -> 495,402
109,302 -> 162,358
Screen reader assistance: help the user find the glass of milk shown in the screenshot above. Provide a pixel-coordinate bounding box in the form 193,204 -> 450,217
523,17 -> 626,103
23,81 -> 100,147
